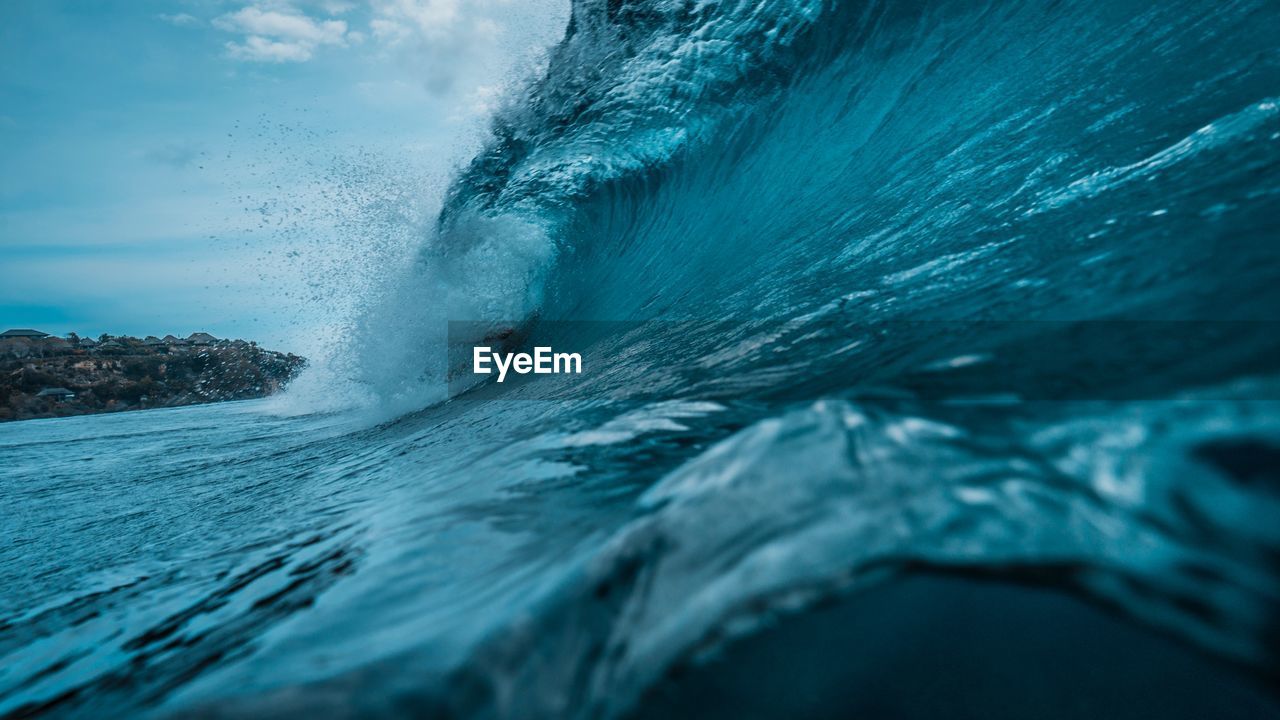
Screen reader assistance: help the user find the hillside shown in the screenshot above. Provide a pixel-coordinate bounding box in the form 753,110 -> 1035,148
0,331 -> 306,422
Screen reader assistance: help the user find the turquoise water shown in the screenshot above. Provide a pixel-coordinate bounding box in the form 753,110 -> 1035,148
5,0 -> 1280,717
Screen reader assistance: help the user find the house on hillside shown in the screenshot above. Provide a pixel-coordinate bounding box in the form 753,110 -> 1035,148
187,332 -> 218,346
144,336 -> 165,347
1,329 -> 55,359
36,387 -> 76,401
0,329 -> 49,339
162,334 -> 186,345
78,336 -> 98,348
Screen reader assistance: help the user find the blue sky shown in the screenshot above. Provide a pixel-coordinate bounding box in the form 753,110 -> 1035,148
0,0 -> 567,353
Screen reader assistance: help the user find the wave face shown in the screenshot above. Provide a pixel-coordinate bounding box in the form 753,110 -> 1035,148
4,0 -> 1280,718
431,0 -> 1280,327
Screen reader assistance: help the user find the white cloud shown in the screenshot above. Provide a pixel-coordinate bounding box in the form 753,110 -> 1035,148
214,5 -> 351,63
217,7 -> 348,45
223,36 -> 314,62
366,0 -> 521,97
313,0 -> 358,13
159,13 -> 202,28
368,0 -> 461,43
206,0 -> 568,107
369,17 -> 410,43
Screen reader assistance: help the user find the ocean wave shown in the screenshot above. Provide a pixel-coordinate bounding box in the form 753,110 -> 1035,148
6,0 -> 1280,716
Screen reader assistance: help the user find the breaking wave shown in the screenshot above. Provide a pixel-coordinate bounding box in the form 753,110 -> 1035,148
5,0 -> 1280,717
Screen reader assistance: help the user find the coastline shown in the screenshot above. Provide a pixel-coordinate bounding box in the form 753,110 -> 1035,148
0,332 -> 305,423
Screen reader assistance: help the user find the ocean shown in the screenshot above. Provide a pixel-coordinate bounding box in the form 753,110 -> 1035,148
3,0 -> 1280,717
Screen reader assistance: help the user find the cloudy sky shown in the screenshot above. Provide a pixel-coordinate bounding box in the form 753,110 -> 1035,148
0,0 -> 568,352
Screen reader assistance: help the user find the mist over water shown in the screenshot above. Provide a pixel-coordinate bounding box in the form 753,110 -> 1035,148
4,0 -> 1280,718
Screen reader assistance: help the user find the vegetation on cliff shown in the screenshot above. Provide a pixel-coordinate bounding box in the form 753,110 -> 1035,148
0,331 -> 305,422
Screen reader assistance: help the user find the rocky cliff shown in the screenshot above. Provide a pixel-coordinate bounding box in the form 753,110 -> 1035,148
0,334 -> 306,422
